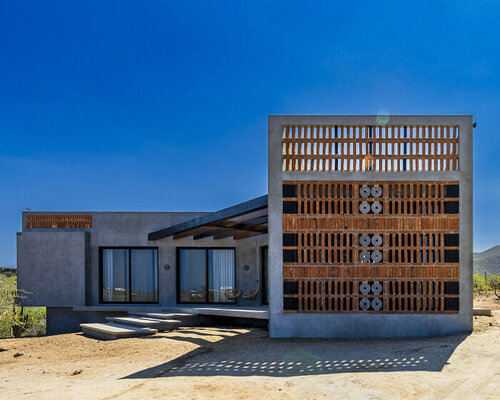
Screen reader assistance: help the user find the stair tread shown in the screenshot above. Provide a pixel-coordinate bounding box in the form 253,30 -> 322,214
106,316 -> 180,326
128,312 -> 193,319
80,322 -> 158,334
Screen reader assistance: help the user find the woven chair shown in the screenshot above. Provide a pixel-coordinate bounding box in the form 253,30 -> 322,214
224,288 -> 241,301
242,288 -> 259,300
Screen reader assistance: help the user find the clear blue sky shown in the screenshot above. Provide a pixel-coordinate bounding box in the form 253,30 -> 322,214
0,1 -> 498,266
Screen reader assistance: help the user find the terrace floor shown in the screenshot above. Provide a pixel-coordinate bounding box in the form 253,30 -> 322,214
73,305 -> 269,320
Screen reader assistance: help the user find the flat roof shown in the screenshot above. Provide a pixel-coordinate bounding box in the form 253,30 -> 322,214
148,195 -> 268,241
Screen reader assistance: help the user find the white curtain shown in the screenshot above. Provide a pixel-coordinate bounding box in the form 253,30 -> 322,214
102,250 -> 114,301
102,249 -> 129,302
210,249 -> 235,303
131,249 -> 158,302
179,249 -> 206,302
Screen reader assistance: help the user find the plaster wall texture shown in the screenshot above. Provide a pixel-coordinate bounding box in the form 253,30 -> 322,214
17,231 -> 89,307
268,115 -> 473,338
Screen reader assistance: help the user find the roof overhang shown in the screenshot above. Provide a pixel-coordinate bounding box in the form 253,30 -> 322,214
148,195 -> 268,241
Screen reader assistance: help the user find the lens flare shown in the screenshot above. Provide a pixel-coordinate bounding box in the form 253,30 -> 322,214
376,111 -> 390,126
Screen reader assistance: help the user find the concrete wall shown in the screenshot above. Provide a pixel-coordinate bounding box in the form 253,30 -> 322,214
17,231 -> 89,307
18,211 -> 268,310
268,115 -> 473,338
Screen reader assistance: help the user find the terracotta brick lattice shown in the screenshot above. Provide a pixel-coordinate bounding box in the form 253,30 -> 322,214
27,215 -> 93,229
282,125 -> 459,172
282,181 -> 459,314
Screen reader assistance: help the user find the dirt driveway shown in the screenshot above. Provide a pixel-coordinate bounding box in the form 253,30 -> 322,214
1,311 -> 499,399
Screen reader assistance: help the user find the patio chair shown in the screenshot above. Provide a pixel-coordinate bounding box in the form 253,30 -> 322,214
224,288 -> 241,301
242,288 -> 259,301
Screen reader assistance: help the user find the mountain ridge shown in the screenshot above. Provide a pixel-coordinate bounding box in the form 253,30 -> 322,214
474,245 -> 500,275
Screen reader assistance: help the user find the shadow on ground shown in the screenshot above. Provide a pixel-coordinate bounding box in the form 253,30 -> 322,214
122,328 -> 468,379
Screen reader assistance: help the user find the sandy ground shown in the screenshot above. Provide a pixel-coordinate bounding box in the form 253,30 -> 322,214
1,296 -> 499,400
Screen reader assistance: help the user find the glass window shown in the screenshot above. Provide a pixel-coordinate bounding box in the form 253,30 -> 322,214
131,249 -> 158,303
102,249 -> 129,302
179,249 -> 206,303
101,248 -> 158,303
178,248 -> 235,303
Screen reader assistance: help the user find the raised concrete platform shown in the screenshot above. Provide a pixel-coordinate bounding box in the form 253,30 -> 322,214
73,305 -> 163,312
80,323 -> 158,340
106,316 -> 181,331
166,307 -> 269,320
128,312 -> 194,320
74,305 -> 269,321
473,308 -> 492,317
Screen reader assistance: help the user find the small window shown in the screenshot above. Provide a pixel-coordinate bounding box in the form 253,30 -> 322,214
178,248 -> 235,304
101,247 -> 158,303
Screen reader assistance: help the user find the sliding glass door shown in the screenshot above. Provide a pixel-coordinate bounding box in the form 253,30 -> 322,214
178,249 -> 206,303
178,248 -> 235,304
101,247 -> 158,303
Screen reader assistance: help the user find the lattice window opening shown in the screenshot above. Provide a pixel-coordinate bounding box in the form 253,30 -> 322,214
281,125 -> 459,172
290,279 -> 456,297
288,296 -> 453,313
283,250 -> 456,265
284,183 -> 459,217
287,199 -> 458,216
387,232 -> 459,249
284,279 -> 458,313
284,182 -> 459,200
26,215 -> 93,229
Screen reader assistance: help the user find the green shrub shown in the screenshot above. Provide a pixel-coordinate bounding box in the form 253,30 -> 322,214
473,273 -> 500,295
0,274 -> 46,338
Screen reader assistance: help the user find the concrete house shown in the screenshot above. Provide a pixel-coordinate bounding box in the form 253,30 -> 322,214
17,115 -> 473,338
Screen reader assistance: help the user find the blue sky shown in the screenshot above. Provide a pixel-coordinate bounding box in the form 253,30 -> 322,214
0,1 -> 499,266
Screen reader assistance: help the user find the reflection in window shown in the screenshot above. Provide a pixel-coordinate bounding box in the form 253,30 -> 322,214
102,248 -> 158,303
178,248 -> 235,303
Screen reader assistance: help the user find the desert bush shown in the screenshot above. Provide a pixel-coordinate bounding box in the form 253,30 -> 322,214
473,273 -> 500,296
0,275 -> 46,338
489,275 -> 500,299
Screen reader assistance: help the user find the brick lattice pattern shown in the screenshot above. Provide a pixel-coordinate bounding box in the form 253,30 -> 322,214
282,181 -> 459,313
282,125 -> 459,172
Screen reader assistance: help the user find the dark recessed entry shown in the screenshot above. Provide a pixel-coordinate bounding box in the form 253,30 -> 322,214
444,249 -> 459,263
283,281 -> 298,295
283,201 -> 298,214
283,184 -> 298,198
283,249 -> 298,263
445,184 -> 459,198
444,281 -> 460,295
444,201 -> 459,214
283,233 -> 298,246
284,297 -> 298,311
444,234 -> 459,247
444,297 -> 459,311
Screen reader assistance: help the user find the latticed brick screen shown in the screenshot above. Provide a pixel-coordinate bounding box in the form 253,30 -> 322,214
27,215 -> 93,229
282,125 -> 459,172
282,181 -> 459,313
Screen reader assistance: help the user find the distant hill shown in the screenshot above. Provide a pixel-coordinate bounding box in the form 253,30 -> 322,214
474,245 -> 500,275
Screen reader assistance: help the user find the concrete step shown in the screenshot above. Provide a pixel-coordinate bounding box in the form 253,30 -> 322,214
80,323 -> 157,340
106,316 -> 181,331
473,307 -> 492,317
128,311 -> 194,320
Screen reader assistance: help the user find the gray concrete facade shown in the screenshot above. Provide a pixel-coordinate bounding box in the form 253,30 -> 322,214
268,115 -> 473,338
18,211 -> 268,333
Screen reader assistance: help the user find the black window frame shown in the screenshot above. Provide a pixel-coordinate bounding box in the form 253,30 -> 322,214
176,247 -> 237,305
99,246 -> 159,304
